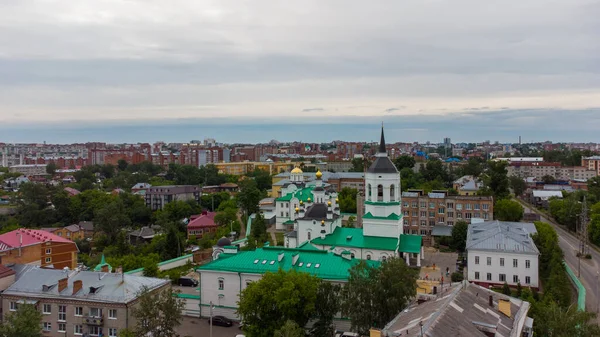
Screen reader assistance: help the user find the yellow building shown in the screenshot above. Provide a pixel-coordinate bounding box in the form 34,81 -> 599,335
40,224 -> 85,241
215,161 -> 294,176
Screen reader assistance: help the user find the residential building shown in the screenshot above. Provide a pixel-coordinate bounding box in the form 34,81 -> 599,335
452,175 -> 483,195
144,185 -> 201,210
41,225 -> 85,241
77,221 -> 95,240
197,243 -> 379,325
531,190 -> 563,208
0,229 -> 79,269
215,161 -> 293,176
9,164 -> 47,176
400,190 -> 494,243
507,161 -> 597,181
128,226 -> 160,245
582,156 -> 600,176
2,265 -> 170,337
186,211 -> 218,239
323,161 -> 354,172
466,220 -> 540,289
131,182 -> 151,196
380,282 -> 533,337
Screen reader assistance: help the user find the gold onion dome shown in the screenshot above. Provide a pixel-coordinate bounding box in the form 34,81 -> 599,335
295,207 -> 300,212
308,197 -> 311,202
328,201 -> 332,206
315,170 -> 323,179
321,220 -> 325,224
291,167 -> 303,174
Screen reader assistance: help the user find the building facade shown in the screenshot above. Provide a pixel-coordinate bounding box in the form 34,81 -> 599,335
466,221 -> 540,289
582,156 -> 600,176
9,164 -> 47,176
144,185 -> 201,210
2,265 -> 170,337
507,161 -> 597,181
186,211 -> 218,239
0,229 -> 79,269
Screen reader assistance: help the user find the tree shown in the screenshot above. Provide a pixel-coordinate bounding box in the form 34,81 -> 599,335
502,282 -> 511,295
311,282 -> 341,337
494,199 -> 524,222
509,176 -> 527,197
0,304 -> 42,337
142,260 -> 159,277
132,286 -> 185,337
542,175 -> 557,184
46,162 -> 57,176
338,187 -> 358,213
342,258 -> 417,334
394,155 -> 416,171
533,301 -> 600,337
238,269 -> 320,337
450,220 -> 469,252
588,176 -> 600,202
463,157 -> 485,177
248,213 -> 269,248
237,179 -> 261,218
420,159 -> 450,185
345,215 -> 356,228
247,169 -> 272,191
274,320 -> 305,337
485,161 -> 510,200
117,159 -> 129,171
94,200 -> 131,242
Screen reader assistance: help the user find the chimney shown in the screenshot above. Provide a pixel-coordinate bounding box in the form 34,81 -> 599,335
101,265 -> 109,273
292,253 -> 300,266
72,280 -> 83,295
278,251 -> 285,262
489,295 -> 493,307
115,266 -> 123,274
58,278 -> 68,293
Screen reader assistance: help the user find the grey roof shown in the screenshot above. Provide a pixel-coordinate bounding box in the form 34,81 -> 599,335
466,220 -> 539,254
402,191 -> 419,197
367,156 -> 398,174
428,192 -> 446,199
532,190 -> 563,199
78,221 -> 94,231
4,265 -> 169,304
302,204 -> 328,220
384,282 -> 531,337
284,230 -> 297,238
129,226 -> 157,239
131,182 -> 151,189
431,225 -> 453,237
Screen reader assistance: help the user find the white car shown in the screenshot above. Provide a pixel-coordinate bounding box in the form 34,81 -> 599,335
235,335 -> 246,337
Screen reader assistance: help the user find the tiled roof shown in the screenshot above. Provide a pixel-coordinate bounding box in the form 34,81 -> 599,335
4,265 -> 168,304
0,229 -> 75,251
311,227 -> 398,251
197,246 -> 380,280
466,220 -> 539,254
187,212 -> 217,229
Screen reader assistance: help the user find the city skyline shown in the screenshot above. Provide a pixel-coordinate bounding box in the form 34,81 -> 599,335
1,0 -> 599,133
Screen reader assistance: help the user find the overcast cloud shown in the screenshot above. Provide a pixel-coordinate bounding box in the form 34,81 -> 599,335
0,0 -> 599,142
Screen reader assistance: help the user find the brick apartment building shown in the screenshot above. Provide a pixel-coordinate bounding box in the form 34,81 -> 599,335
400,190 -> 494,240
582,156 -> 600,176
144,185 -> 201,210
0,229 -> 79,269
2,265 -> 170,337
507,161 -> 597,181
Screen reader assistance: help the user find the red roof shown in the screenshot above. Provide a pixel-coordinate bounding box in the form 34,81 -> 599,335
187,212 -> 217,229
64,187 -> 81,196
0,265 -> 15,278
0,228 -> 74,251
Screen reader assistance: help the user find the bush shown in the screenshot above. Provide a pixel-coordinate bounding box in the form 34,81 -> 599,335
451,272 -> 464,282
585,254 -> 592,259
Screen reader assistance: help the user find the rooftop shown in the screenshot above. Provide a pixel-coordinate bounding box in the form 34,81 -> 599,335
383,282 -> 531,337
197,246 -> 380,280
4,265 -> 168,304
187,211 -> 217,229
311,227 -> 399,251
466,220 -> 539,255
0,228 -> 75,252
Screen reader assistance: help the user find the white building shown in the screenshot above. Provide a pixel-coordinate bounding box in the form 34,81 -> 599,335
466,220 -> 540,289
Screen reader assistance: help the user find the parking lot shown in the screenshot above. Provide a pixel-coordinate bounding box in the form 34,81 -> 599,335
177,316 -> 243,337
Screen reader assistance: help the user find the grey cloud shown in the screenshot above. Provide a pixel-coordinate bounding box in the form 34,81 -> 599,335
301,108 -> 324,112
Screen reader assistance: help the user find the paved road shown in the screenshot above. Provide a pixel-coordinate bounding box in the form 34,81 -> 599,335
518,200 -> 600,314
177,316 -> 243,337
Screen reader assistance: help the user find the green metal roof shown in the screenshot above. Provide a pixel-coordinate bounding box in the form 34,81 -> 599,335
197,246 -> 379,280
311,227 -> 398,251
364,201 -> 401,206
398,234 -> 422,254
363,212 -> 401,221
94,254 -> 112,272
297,241 -> 322,251
283,220 -> 295,225
276,186 -> 315,203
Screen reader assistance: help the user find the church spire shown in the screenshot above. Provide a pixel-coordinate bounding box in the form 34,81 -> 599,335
379,123 -> 386,154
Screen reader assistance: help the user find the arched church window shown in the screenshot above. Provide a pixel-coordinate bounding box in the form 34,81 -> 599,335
390,184 -> 395,201
307,232 -> 311,240
381,256 -> 387,262
351,253 -> 355,258
366,254 -> 372,260
368,184 -> 372,199
377,185 -> 383,201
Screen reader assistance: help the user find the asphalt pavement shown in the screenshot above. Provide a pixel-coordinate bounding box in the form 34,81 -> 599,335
518,200 -> 600,315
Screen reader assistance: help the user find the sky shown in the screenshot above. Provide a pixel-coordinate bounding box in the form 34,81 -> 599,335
0,0 -> 599,143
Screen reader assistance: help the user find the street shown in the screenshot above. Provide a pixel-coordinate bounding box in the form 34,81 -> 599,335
176,316 -> 243,337
518,200 -> 600,315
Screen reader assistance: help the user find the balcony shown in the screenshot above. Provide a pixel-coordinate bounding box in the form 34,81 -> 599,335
83,315 -> 104,325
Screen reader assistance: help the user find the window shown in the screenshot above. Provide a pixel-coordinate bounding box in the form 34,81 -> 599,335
89,326 -> 103,336
456,204 -> 463,210
466,203 -> 472,210
74,325 -> 83,335
218,279 -> 224,290
109,309 -> 117,319
43,304 -> 51,314
368,184 -> 372,198
526,260 -> 531,269
438,208 -> 445,214
366,254 -> 372,260
483,204 -> 489,210
474,272 -> 480,280
377,185 -> 383,200
89,308 -> 102,318
67,232 -> 71,237
58,323 -> 66,333
457,212 -> 463,219
307,232 -> 311,240
465,213 -> 472,219
280,211 -> 284,217
58,305 -> 66,321
484,257 -> 491,266
9,302 -> 17,311
525,276 -> 531,284
429,202 -> 435,209
447,212 -> 454,218
474,204 -> 480,210
483,213 -> 489,219
109,328 -> 118,337
429,211 -> 435,218
403,201 -> 409,208
513,275 -> 519,283
475,256 -> 480,264
513,259 -> 518,268
447,202 -> 454,209
448,221 -> 454,226
45,257 -> 51,263
500,258 -> 505,267
499,274 -> 506,282
43,322 -> 51,332
245,280 -> 252,287
390,184 -> 395,201
403,219 -> 409,225
474,212 -> 480,218
45,248 -> 51,255
412,202 -> 418,208
486,273 -> 492,281
420,202 -> 426,208
75,306 -> 83,316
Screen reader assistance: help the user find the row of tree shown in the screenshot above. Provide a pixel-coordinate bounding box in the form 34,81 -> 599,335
238,258 -> 418,336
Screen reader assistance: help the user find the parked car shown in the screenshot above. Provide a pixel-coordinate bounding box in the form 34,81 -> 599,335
335,331 -> 360,337
210,315 -> 233,327
177,277 -> 198,287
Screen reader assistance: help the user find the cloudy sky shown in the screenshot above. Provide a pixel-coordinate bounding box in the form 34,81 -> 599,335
0,0 -> 599,143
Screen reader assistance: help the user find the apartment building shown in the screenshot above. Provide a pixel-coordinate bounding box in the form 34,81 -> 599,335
0,229 -> 79,269
9,164 -> 47,176
582,156 -> 600,176
144,185 -> 201,210
507,162 -> 597,180
400,190 -> 494,236
2,265 -> 170,337
215,161 -> 294,176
